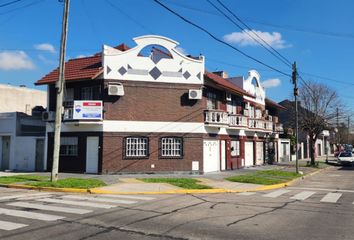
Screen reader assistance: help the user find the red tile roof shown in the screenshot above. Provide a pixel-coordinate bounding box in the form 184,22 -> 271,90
204,71 -> 252,97
35,44 -> 129,85
265,98 -> 287,110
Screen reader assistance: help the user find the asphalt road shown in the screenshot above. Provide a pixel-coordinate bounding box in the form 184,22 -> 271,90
1,166 -> 354,240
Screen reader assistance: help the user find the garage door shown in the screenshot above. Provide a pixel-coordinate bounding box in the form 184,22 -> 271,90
256,142 -> 264,165
203,140 -> 220,173
244,141 -> 254,167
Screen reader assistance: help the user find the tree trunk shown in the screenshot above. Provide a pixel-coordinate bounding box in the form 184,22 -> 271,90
309,135 -> 316,165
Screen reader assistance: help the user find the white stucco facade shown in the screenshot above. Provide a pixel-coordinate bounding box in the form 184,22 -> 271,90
0,84 -> 47,115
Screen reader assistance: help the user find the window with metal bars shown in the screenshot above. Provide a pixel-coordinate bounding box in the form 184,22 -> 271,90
124,137 -> 149,158
60,137 -> 78,156
160,137 -> 183,158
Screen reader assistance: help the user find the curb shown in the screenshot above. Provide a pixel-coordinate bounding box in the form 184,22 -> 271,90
0,167 -> 327,195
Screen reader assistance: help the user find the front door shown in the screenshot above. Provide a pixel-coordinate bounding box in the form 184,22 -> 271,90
35,139 -> 44,171
244,141 -> 254,167
86,136 -> 99,174
203,140 -> 220,173
256,142 -> 264,165
1,136 -> 10,170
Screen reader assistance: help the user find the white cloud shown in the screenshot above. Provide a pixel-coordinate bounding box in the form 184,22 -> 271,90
34,43 -> 56,53
175,46 -> 188,55
76,54 -> 88,58
261,78 -> 281,88
223,30 -> 291,49
0,51 -> 35,70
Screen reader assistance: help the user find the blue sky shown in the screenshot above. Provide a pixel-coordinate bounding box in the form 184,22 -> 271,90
1,0 -> 354,109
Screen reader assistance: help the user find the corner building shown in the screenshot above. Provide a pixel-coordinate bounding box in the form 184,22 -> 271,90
36,35 -> 284,174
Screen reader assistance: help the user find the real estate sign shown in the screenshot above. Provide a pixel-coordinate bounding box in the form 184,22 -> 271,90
73,101 -> 102,120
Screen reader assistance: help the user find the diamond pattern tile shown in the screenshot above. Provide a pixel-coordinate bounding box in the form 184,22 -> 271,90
183,71 -> 191,79
118,66 -> 127,75
149,67 -> 162,80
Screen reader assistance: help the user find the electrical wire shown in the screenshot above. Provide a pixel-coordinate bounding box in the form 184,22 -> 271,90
153,0 -> 291,77
0,0 -> 22,8
0,0 -> 44,15
214,0 -> 292,67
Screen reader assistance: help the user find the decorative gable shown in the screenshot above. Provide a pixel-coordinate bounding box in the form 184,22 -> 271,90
103,35 -> 204,84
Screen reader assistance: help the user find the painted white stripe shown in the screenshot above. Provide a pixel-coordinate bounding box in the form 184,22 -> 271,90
0,208 -> 64,221
36,198 -> 115,209
320,193 -> 342,203
95,194 -> 154,201
290,191 -> 316,201
237,192 -> 256,196
0,220 -> 28,231
263,189 -> 291,198
7,202 -> 92,214
49,120 -> 207,134
62,195 -> 137,204
0,193 -> 52,201
288,187 -> 354,193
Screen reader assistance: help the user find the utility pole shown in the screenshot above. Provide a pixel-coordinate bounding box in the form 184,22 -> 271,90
292,62 -> 299,174
348,116 -> 350,144
336,107 -> 339,144
51,0 -> 70,182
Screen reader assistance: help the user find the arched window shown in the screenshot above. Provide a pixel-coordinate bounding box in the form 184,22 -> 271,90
138,44 -> 173,64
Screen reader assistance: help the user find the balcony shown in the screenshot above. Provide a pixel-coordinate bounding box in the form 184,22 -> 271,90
204,110 -> 283,133
274,123 -> 284,133
248,118 -> 265,129
229,114 -> 248,128
204,110 -> 229,126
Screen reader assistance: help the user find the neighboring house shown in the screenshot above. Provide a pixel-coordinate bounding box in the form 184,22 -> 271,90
0,110 -> 46,171
0,84 -> 47,115
278,99 -> 330,160
35,35 -> 285,174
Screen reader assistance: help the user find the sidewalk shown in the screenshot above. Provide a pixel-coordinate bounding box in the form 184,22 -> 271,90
0,158 -> 333,194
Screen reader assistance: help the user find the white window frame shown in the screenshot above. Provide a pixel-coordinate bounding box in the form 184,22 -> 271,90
60,137 -> 78,156
160,137 -> 183,158
125,137 -> 149,158
231,140 -> 240,157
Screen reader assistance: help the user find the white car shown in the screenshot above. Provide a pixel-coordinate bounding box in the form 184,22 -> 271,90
337,152 -> 354,165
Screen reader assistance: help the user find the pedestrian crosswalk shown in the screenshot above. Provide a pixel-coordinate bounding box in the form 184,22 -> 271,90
238,188 -> 354,205
0,192 -> 155,232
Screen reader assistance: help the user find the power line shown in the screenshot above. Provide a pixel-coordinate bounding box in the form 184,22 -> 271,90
164,0 -> 354,41
215,0 -> 293,67
0,0 -> 45,15
153,0 -> 291,77
299,71 -> 354,87
0,0 -> 22,8
206,0 -> 291,68
105,0 -> 154,34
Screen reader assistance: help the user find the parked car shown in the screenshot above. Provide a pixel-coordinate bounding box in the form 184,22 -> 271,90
337,151 -> 354,165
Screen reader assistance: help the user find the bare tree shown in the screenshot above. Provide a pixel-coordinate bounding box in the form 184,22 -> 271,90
299,81 -> 342,165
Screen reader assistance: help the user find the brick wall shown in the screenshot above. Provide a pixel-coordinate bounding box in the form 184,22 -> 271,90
101,132 -> 204,173
103,80 -> 204,122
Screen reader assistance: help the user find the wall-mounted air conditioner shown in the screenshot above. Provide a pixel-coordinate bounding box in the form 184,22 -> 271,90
188,89 -> 202,100
42,111 -> 55,121
225,93 -> 232,102
108,83 -> 124,96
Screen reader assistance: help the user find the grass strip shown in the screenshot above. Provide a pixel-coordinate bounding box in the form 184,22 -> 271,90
226,170 -> 301,185
139,178 -> 212,189
25,178 -> 106,189
0,175 -> 49,184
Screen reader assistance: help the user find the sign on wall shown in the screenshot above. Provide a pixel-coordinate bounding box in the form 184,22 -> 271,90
73,101 -> 102,120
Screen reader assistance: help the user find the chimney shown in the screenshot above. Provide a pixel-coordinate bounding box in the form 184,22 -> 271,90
212,71 -> 228,78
